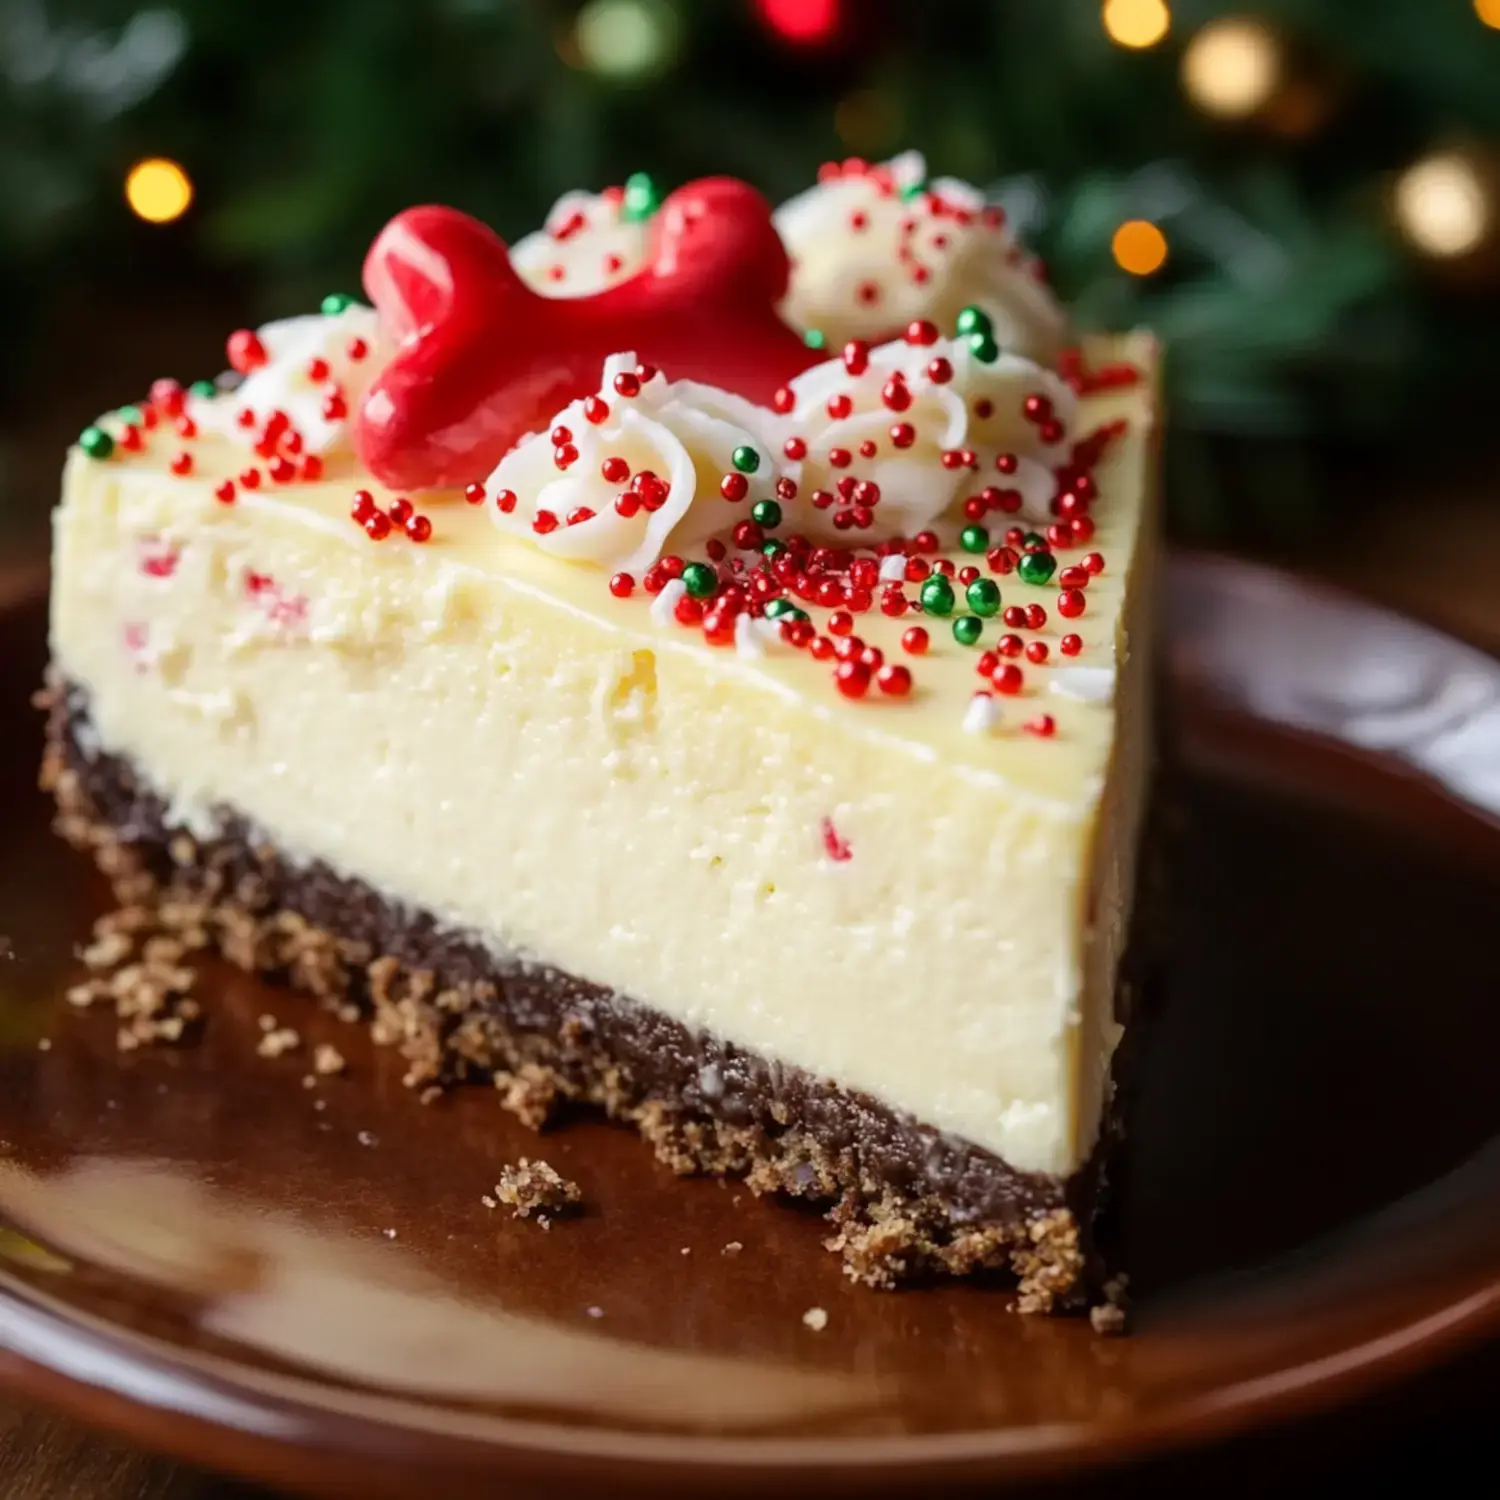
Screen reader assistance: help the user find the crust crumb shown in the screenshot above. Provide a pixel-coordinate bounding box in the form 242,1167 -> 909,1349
802,1306 -> 829,1331
722,1241 -> 743,1257
257,1025 -> 302,1059
67,905 -> 201,1050
313,1042 -> 347,1076
492,1158 -> 581,1221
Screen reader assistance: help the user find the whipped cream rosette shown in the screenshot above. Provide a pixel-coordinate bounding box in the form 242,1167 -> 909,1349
191,304 -> 391,456
781,335 -> 1076,542
774,151 -> 1067,364
486,353 -> 782,575
510,188 -> 651,298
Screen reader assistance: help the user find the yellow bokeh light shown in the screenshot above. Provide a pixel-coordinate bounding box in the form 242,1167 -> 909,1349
1112,220 -> 1168,275
1394,153 -> 1490,259
125,158 -> 193,224
1475,0 -> 1500,30
1181,17 -> 1279,119
1103,0 -> 1171,50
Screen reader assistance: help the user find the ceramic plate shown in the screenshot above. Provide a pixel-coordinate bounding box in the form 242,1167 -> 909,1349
0,556 -> 1497,1497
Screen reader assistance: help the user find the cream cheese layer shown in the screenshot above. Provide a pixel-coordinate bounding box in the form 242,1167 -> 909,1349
51,336 -> 1156,1177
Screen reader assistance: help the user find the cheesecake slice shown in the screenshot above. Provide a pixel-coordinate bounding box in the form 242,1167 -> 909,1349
43,165 -> 1158,1310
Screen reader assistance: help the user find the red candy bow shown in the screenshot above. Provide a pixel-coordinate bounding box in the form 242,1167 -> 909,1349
355,178 -> 818,492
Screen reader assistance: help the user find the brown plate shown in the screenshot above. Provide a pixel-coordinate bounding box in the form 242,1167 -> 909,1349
0,556 -> 1498,1497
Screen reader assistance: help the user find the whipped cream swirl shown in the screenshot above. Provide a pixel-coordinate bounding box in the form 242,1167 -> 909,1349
510,188 -> 651,299
774,151 -> 1067,364
782,335 -> 1075,540
486,353 -> 781,574
191,305 -> 390,455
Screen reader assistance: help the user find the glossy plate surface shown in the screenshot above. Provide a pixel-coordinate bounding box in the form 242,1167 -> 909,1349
0,556 -> 1497,1497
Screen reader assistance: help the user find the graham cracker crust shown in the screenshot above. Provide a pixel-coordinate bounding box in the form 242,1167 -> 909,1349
39,678 -> 1147,1311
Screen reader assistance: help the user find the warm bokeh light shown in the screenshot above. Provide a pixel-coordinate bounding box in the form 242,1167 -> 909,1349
574,0 -> 676,78
757,0 -> 840,44
1103,0 -> 1171,50
124,158 -> 193,224
1475,0 -> 1500,31
1394,153 -> 1490,258
1181,17 -> 1280,119
1112,220 -> 1169,275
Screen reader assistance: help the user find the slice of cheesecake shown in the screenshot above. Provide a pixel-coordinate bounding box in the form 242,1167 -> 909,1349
43,174 -> 1158,1310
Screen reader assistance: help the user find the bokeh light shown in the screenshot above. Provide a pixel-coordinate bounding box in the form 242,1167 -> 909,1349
1475,0 -> 1500,31
1112,220 -> 1169,275
1181,17 -> 1280,119
1394,153 -> 1490,258
124,158 -> 193,224
574,0 -> 679,79
1103,0 -> 1171,50
757,0 -> 840,44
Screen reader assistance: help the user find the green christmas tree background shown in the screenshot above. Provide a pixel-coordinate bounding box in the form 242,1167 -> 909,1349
2,0 -> 1498,541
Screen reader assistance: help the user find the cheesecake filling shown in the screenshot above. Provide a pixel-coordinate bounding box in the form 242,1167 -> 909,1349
49,332 -> 1153,1180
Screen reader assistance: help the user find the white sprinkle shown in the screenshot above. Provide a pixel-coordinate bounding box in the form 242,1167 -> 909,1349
1049,665 -> 1115,702
586,1305 -> 605,1318
962,691 -> 1000,735
357,1129 -> 377,1147
650,578 -> 687,626
802,1306 -> 829,1331
734,610 -> 764,659
878,553 -> 907,583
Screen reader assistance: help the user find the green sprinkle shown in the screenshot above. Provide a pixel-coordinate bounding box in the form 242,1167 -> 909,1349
1018,550 -> 1057,586
967,331 -> 1000,363
681,561 -> 717,599
899,178 -> 928,202
783,605 -> 809,624
188,379 -> 216,399
78,425 -> 114,460
764,596 -> 795,619
750,497 -> 781,528
761,538 -> 786,558
733,445 -> 761,475
1023,530 -> 1047,548
803,328 -> 827,350
955,305 -> 993,337
952,615 -> 983,647
967,578 -> 1002,616
116,404 -> 143,425
320,292 -> 357,316
919,575 -> 955,617
621,172 -> 661,222
959,524 -> 989,554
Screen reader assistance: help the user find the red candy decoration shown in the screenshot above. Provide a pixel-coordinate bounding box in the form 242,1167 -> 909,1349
355,181 -> 817,490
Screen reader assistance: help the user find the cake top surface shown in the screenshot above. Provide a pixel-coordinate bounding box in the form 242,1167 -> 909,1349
69,154 -> 1154,810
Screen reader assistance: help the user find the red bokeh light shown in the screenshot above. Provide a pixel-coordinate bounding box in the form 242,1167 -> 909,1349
756,0 -> 841,45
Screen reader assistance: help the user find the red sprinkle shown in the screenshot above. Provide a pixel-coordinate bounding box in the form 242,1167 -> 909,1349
720,472 -> 749,502
583,395 -> 610,424
834,659 -> 871,698
1026,640 -> 1049,664
992,663 -> 1024,695
494,488 -> 517,514
1061,633 -> 1083,656
876,664 -> 912,697
465,483 -> 486,505
364,511 -> 392,540
1025,714 -> 1057,738
1058,588 -> 1086,618
168,451 -> 193,476
226,331 -> 267,375
213,480 -> 236,505
300,454 -> 324,481
601,455 -> 631,485
532,510 -> 559,534
351,490 -> 377,522
388,497 -> 414,527
610,572 -> 634,598
239,467 -> 262,489
901,626 -> 930,655
405,514 -> 433,543
613,372 -> 641,398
